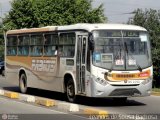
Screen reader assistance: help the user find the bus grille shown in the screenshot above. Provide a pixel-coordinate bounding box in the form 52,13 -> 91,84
109,88 -> 141,96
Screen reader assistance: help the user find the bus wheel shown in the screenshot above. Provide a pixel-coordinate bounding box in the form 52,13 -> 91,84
19,73 -> 27,93
66,79 -> 76,102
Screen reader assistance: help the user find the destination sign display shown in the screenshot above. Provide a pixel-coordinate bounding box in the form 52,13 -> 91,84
94,31 -> 121,37
123,31 -> 139,37
94,30 -> 139,37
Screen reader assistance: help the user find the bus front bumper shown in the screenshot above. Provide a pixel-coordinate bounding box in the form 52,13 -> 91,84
90,79 -> 152,98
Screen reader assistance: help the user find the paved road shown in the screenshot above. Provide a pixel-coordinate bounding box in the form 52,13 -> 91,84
0,76 -> 90,120
0,96 -> 90,120
0,76 -> 160,116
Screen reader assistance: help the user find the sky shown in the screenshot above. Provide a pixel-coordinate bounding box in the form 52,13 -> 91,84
0,0 -> 160,23
0,0 -> 11,15
92,0 -> 160,23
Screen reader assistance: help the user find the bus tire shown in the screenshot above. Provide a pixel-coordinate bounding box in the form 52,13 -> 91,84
19,73 -> 27,93
66,78 -> 76,102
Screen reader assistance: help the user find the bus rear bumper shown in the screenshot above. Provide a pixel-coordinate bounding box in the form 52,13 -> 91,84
90,80 -> 152,98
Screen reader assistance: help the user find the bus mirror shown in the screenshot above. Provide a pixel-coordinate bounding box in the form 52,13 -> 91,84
88,34 -> 95,51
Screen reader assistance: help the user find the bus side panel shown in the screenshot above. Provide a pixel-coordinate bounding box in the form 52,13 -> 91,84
27,71 -> 63,92
5,56 -> 64,93
59,58 -> 77,94
5,62 -> 19,86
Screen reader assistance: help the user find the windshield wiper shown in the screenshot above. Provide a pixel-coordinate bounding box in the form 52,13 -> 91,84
109,43 -> 122,72
124,42 -> 142,72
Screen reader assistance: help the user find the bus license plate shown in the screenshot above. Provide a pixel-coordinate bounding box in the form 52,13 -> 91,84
125,80 -> 141,84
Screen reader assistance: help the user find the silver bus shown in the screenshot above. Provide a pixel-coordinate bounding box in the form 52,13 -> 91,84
5,23 -> 152,102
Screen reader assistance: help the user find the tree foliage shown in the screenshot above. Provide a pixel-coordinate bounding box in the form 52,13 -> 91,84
128,9 -> 160,87
3,0 -> 106,30
3,0 -> 37,30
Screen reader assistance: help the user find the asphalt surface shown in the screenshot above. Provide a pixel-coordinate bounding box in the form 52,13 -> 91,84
0,96 -> 91,120
0,76 -> 90,120
0,75 -> 160,118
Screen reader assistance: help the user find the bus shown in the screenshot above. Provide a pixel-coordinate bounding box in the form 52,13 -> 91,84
5,23 -> 153,102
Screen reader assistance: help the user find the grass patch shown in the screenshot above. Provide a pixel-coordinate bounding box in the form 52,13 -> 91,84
152,88 -> 160,92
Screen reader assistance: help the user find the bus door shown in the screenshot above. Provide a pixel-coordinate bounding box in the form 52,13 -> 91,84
76,34 -> 88,94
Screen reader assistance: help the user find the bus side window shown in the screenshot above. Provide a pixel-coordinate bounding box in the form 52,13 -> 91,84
59,33 -> 75,57
54,46 -> 58,55
30,35 -> 43,56
12,49 -> 16,55
7,36 -> 17,56
44,34 -> 58,56
18,35 -> 30,56
23,47 -> 29,55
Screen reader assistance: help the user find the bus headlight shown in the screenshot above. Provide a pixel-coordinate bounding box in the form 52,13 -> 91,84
142,77 -> 152,85
95,77 -> 108,86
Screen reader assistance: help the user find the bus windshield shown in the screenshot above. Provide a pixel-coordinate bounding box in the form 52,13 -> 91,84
92,30 -> 152,71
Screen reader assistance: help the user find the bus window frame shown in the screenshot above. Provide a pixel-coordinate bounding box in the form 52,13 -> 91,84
30,33 -> 44,57
6,35 -> 18,56
58,32 -> 76,58
17,35 -> 30,56
43,33 -> 59,57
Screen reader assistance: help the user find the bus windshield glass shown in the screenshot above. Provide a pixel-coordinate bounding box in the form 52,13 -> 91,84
92,30 -> 152,70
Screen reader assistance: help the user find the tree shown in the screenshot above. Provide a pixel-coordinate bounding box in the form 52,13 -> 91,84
3,0 -> 107,30
128,9 -> 160,87
3,0 -> 38,30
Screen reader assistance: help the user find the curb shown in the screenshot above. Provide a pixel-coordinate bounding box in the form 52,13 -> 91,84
19,94 -> 36,102
57,102 -> 79,112
35,98 -> 55,107
4,91 -> 19,99
84,108 -> 109,116
0,89 -> 109,116
0,89 -> 56,107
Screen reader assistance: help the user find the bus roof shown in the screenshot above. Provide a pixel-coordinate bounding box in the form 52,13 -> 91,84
6,23 -> 147,35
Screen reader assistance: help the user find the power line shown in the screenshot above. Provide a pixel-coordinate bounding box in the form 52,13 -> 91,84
106,11 -> 136,16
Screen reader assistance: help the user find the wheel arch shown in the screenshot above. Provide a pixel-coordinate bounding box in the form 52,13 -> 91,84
63,72 -> 77,95
19,68 -> 27,79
